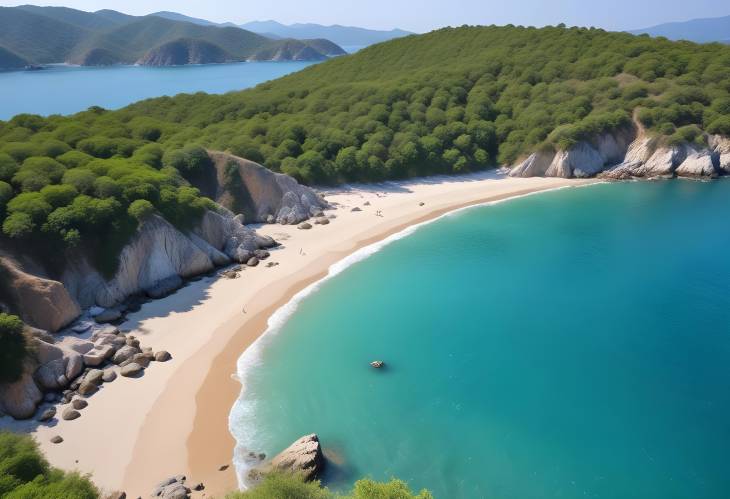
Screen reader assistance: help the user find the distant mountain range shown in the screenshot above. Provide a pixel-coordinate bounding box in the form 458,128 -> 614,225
630,14 -> 730,44
151,12 -> 413,48
0,5 -> 346,69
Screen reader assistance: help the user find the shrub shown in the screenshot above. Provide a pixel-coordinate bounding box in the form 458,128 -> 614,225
228,473 -> 433,499
2,212 -> 34,238
0,181 -> 12,214
0,432 -> 98,498
62,168 -> 97,194
0,314 -> 27,383
38,139 -> 71,158
128,199 -> 155,221
56,150 -> 94,168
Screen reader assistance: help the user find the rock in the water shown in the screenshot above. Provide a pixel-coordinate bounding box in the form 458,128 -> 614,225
297,222 -> 312,230
155,351 -> 172,362
249,434 -> 324,483
62,408 -> 81,421
120,363 -> 143,378
246,257 -> 260,267
370,360 -> 385,368
50,435 -> 64,444
37,406 -> 57,422
71,398 -> 88,410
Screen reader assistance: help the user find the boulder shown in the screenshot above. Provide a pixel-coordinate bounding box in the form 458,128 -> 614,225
102,369 -> 117,383
37,406 -> 56,422
298,222 -> 312,230
246,257 -> 260,267
77,382 -> 98,396
351,207 -> 362,212
152,476 -> 191,498
509,150 -> 555,177
94,308 -> 122,324
249,434 -> 324,483
112,345 -> 140,365
130,352 -> 154,368
0,369 -> 43,420
145,275 -> 184,299
84,369 -> 104,386
314,217 -> 330,225
0,257 -> 80,332
62,407 -> 80,421
50,435 -> 64,444
72,398 -> 88,410
120,363 -> 143,378
155,351 -> 172,362
83,345 -> 115,366
675,149 -> 718,178
33,339 -> 85,391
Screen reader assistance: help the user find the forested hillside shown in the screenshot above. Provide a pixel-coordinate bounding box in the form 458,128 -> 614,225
1,25 -> 729,255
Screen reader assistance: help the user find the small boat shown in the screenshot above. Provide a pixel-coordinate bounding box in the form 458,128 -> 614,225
370,360 -> 385,369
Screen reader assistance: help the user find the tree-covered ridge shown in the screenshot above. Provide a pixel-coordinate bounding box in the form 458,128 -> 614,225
0,6 -> 345,67
0,25 -> 728,261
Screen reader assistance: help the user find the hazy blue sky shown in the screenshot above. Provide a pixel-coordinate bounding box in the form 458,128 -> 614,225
1,0 -> 728,32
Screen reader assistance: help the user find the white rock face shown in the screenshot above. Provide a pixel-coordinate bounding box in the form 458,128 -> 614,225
600,140 -> 688,179
675,149 -> 718,177
508,151 -> 555,177
709,135 -> 730,174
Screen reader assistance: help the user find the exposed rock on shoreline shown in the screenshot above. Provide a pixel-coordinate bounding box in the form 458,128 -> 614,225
247,434 -> 325,483
509,128 -> 730,181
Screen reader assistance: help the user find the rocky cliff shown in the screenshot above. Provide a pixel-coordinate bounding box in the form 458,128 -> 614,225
203,151 -> 328,225
509,128 -> 730,180
0,163 -> 326,334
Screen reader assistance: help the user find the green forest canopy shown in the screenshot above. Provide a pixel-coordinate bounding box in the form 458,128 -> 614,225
1,24 -> 729,265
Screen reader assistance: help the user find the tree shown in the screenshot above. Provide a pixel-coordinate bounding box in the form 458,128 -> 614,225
128,199 -> 155,221
0,432 -> 98,498
0,314 -> 27,383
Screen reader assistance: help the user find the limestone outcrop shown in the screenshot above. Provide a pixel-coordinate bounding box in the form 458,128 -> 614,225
509,127 -> 728,180
248,434 -> 325,483
206,151 -> 328,225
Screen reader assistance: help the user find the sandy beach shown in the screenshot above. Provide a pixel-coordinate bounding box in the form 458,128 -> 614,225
1,172 -> 593,497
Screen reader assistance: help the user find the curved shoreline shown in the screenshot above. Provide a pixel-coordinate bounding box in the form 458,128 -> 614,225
180,176 -> 597,496
2,174 -> 591,498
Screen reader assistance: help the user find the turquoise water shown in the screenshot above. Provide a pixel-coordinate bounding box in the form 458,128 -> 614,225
231,180 -> 730,499
0,61 -> 315,120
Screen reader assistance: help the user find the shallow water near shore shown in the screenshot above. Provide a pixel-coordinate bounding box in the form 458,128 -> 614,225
231,180 -> 730,499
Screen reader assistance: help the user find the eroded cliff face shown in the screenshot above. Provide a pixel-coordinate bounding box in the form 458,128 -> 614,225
205,151 -> 328,225
509,129 -> 730,180
0,164 -> 326,332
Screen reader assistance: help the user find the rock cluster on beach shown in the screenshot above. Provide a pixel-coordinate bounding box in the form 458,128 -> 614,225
508,129 -> 730,180
0,323 -> 171,421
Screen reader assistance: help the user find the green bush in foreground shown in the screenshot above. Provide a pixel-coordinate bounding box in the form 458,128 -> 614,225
0,314 -> 27,384
0,432 -> 98,499
229,473 -> 433,499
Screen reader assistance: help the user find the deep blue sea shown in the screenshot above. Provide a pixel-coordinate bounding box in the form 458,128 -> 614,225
231,180 -> 730,499
0,61 -> 315,120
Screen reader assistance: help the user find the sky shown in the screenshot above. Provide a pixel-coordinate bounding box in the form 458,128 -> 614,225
1,0 -> 728,32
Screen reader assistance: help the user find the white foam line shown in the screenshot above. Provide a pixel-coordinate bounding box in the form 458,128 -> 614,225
229,181 -> 597,487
